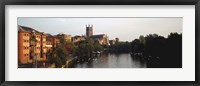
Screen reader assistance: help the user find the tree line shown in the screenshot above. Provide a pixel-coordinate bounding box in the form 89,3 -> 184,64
46,32 -> 182,68
131,33 -> 182,68
107,32 -> 182,68
46,38 -> 104,68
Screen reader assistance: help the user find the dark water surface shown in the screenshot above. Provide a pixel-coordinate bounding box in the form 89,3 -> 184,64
72,53 -> 147,68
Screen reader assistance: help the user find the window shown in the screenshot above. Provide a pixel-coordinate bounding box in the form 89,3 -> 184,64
24,47 -> 28,49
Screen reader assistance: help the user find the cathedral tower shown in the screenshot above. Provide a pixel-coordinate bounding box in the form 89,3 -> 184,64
86,24 -> 93,37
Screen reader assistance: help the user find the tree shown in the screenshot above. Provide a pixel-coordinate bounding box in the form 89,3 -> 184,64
130,33 -> 182,68
75,38 -> 95,59
131,39 -> 144,53
108,41 -> 131,53
115,38 -> 119,44
139,35 -> 145,46
46,37 -> 70,68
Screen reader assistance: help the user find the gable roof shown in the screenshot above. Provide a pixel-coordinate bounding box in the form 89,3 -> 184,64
18,25 -> 40,33
57,32 -> 65,36
46,33 -> 54,38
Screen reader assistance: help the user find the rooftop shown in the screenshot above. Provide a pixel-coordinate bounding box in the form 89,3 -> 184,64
18,25 -> 40,33
91,34 -> 106,39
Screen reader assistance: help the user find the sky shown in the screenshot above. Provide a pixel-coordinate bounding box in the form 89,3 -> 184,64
18,18 -> 182,42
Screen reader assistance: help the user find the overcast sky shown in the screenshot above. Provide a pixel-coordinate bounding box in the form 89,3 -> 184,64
18,17 -> 182,42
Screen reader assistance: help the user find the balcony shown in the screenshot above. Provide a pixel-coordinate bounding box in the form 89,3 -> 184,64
30,41 -> 36,46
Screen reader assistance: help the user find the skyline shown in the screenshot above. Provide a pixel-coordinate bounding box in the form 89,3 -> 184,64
18,17 -> 182,41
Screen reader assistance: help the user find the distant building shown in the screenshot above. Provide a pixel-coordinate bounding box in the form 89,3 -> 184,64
46,33 -> 58,51
109,40 -> 116,45
18,25 -> 47,64
86,24 -> 93,37
91,34 -> 110,45
56,32 -> 72,42
86,24 -> 110,45
72,35 -> 85,43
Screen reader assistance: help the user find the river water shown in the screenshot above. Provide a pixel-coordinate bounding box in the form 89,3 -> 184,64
72,53 -> 147,68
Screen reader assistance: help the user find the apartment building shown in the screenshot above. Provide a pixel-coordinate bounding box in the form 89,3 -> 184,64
18,25 -> 47,64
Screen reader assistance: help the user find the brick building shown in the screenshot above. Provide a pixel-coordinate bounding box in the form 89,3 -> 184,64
18,25 -> 47,64
46,33 -> 58,51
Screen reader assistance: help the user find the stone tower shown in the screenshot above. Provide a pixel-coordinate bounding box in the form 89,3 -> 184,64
86,24 -> 93,37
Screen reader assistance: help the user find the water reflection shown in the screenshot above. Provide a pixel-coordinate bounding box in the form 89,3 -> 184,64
72,52 -> 147,68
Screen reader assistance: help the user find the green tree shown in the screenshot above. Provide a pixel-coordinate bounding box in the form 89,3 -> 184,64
75,38 -> 95,59
139,35 -> 145,46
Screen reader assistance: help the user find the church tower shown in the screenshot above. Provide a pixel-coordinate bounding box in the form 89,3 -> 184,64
86,24 -> 93,37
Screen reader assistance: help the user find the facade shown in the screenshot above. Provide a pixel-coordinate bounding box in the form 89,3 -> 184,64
18,30 -> 31,64
91,34 -> 110,45
18,25 -> 47,64
86,24 -> 93,37
41,33 -> 47,60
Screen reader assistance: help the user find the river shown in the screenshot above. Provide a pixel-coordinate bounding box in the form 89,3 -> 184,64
71,52 -> 147,68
